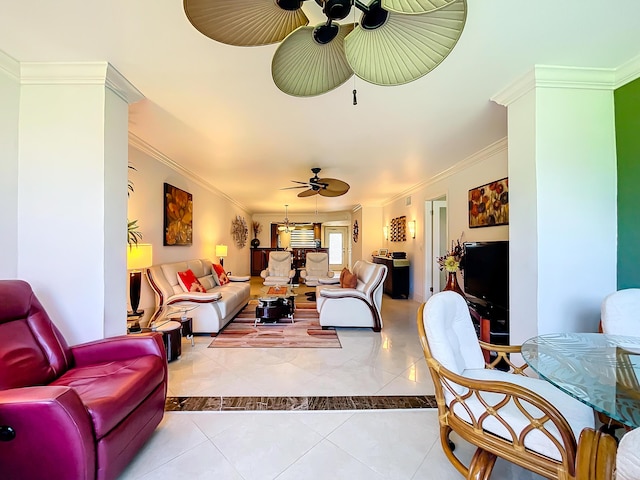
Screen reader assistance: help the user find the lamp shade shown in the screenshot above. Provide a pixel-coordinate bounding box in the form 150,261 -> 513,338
127,244 -> 153,271
215,244 -> 228,258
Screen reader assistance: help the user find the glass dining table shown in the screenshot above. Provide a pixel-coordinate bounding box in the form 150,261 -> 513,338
521,333 -> 640,429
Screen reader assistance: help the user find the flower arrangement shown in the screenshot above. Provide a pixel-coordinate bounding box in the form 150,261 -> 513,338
437,239 -> 464,273
252,221 -> 262,238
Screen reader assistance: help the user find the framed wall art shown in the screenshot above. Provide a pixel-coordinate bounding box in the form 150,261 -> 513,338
164,183 -> 193,245
468,177 -> 509,228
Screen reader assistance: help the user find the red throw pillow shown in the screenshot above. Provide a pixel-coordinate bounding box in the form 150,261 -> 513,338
177,269 -> 206,293
212,263 -> 229,286
340,268 -> 357,289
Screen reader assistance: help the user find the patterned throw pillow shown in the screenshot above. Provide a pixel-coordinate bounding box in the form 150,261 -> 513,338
212,263 -> 229,285
177,269 -> 206,293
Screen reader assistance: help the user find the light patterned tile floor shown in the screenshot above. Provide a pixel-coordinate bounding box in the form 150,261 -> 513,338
118,282 -> 544,479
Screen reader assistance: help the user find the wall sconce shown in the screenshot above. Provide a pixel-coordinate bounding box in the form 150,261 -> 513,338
408,220 -> 416,239
215,244 -> 228,266
127,243 -> 153,317
383,226 -> 389,240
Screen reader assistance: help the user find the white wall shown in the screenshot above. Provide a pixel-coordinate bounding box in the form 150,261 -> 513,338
382,140 -> 509,304
0,51 -> 20,279
128,142 -> 253,319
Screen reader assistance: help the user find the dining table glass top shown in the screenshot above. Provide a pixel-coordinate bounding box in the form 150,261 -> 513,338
521,333 -> 640,429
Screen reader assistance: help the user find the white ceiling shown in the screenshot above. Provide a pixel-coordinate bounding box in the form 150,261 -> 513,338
2,1 -> 639,214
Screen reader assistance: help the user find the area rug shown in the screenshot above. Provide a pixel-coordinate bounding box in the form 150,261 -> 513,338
208,301 -> 341,348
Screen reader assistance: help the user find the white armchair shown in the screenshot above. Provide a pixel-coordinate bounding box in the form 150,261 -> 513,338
260,251 -> 295,286
418,291 -> 595,479
601,288 -> 640,336
299,252 -> 338,286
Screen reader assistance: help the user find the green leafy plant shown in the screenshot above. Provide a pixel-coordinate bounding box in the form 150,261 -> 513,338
127,164 -> 143,246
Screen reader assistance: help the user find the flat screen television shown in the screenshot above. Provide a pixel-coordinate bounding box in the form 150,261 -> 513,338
462,241 -> 509,309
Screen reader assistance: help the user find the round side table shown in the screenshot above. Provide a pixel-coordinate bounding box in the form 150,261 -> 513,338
152,321 -> 182,362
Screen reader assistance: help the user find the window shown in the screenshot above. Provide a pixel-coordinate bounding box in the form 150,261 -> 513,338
290,229 -> 315,248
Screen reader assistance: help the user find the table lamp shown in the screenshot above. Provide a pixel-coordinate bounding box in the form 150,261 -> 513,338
215,244 -> 228,267
127,243 -> 153,317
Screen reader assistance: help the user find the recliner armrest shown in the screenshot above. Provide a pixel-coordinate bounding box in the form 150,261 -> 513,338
319,288 -> 368,302
166,291 -> 222,304
260,270 -> 269,279
0,386 -> 95,479
72,332 -> 165,366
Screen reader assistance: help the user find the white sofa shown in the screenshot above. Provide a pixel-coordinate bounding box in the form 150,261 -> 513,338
315,260 -> 388,331
146,258 -> 250,334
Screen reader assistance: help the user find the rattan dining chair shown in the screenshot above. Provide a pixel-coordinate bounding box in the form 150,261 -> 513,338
575,428 -> 617,480
417,291 -> 596,479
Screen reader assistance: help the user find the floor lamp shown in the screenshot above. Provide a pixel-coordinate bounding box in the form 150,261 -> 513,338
127,243 -> 153,317
215,244 -> 228,267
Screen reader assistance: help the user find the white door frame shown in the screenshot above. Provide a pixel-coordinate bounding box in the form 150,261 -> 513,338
325,226 -> 348,271
424,198 -> 448,299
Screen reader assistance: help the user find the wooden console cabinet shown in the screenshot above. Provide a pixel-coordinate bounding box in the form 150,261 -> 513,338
372,256 -> 409,299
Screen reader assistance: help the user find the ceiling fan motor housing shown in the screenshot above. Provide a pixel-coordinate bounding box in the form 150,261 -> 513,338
316,0 -> 352,20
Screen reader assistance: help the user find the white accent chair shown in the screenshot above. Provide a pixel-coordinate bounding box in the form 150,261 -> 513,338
260,251 -> 295,286
299,252 -> 338,286
316,260 -> 387,331
418,291 -> 595,479
617,428 -> 640,480
601,288 -> 640,336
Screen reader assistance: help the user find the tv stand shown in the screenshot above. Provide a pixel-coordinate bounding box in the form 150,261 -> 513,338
466,296 -> 509,369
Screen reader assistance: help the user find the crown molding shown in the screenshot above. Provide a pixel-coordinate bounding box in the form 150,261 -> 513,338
492,65 -> 617,106
128,132 -> 250,213
0,50 -> 20,80
615,54 -> 640,88
20,61 -> 143,104
383,137 -> 508,207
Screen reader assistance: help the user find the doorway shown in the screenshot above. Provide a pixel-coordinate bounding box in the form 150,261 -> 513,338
424,198 -> 448,299
324,226 -> 348,271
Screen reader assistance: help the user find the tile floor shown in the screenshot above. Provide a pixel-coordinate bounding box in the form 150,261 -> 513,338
119,283 -> 544,479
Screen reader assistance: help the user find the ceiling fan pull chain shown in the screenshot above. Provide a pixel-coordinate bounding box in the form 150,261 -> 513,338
353,89 -> 357,105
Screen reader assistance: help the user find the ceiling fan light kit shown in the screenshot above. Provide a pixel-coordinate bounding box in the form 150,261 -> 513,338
183,0 -> 467,98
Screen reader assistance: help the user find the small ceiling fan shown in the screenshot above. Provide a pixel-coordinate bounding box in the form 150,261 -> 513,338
283,167 -> 350,197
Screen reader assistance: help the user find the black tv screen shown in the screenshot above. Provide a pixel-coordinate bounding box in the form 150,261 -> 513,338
462,241 -> 509,309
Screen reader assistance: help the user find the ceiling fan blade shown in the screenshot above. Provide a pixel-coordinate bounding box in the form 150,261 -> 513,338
290,180 -> 311,185
281,185 -> 309,190
272,23 -> 355,97
319,188 -> 347,197
318,178 -> 350,193
381,0 -> 457,14
298,189 -> 319,197
184,0 -> 308,47
345,0 -> 466,85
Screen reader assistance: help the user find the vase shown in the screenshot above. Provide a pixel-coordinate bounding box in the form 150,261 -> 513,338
251,238 -> 260,248
443,271 -> 464,296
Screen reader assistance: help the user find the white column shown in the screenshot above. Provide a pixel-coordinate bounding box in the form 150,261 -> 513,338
17,62 -> 143,344
493,66 -> 618,344
0,51 -> 20,278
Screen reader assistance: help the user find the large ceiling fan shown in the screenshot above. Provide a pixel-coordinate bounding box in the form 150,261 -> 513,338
283,167 -> 350,197
183,0 -> 467,98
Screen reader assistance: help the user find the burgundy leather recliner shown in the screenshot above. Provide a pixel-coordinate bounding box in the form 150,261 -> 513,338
0,280 -> 168,480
